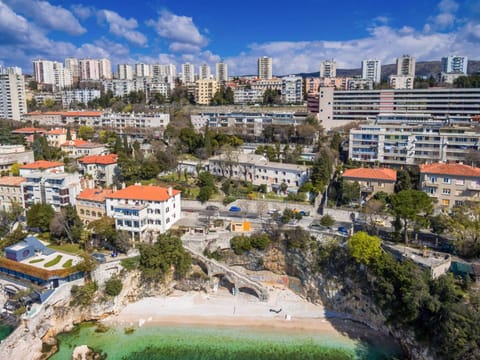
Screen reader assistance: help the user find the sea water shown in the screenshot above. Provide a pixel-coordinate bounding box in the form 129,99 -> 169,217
0,321 -> 14,343
49,322 -> 403,360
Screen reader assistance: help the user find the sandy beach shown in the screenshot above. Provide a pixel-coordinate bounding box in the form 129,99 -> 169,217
103,287 -> 347,336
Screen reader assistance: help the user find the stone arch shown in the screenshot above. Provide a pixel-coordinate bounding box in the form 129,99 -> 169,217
238,286 -> 260,299
192,258 -> 209,276
213,274 -> 235,293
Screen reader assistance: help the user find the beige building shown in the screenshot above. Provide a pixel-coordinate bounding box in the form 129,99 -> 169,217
195,79 -> 219,105
0,176 -> 25,211
0,145 -> 34,172
76,188 -> 112,224
342,168 -> 397,200
78,154 -> 118,187
419,163 -> 480,212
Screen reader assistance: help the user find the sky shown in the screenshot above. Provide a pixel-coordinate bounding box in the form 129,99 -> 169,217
1,0 -> 479,76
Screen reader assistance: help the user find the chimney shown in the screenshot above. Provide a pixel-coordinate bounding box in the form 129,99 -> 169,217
122,182 -> 126,189
112,184 -> 117,192
168,186 -> 173,197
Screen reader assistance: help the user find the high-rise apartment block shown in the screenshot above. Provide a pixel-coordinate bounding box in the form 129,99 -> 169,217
441,55 -> 468,74
33,60 -> 72,90
79,58 -> 112,80
135,63 -> 151,77
195,79 -> 219,105
396,55 -> 416,76
200,64 -> 211,80
65,58 -> 79,84
216,62 -> 228,83
281,75 -> 303,104
257,57 -> 273,79
361,59 -> 381,83
181,63 -> 195,84
0,73 -> 27,120
320,60 -> 336,78
117,64 -> 134,80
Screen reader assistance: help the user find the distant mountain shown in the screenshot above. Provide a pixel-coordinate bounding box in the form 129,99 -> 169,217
295,60 -> 480,79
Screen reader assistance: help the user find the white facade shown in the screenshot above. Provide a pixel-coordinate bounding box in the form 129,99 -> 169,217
200,64 -> 211,80
0,145 -> 34,171
361,59 -> 381,83
117,64 -> 134,80
62,89 -> 101,107
396,55 -> 416,76
233,88 -> 263,105
33,60 -> 72,90
98,58 -> 112,80
320,60 -> 336,78
79,59 -> 100,80
208,153 -> 310,192
0,73 -> 27,120
22,171 -> 81,211
135,63 -> 151,77
216,62 -> 228,82
78,155 -> 118,187
105,185 -> 182,241
389,75 -> 414,89
181,63 -> 195,84
281,75 -> 303,104
101,112 -> 170,129
257,57 -> 273,79
65,58 -> 79,79
441,56 -> 468,74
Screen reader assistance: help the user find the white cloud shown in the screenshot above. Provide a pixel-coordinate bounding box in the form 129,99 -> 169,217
146,10 -> 207,47
97,9 -> 147,46
438,0 -> 459,13
4,0 -> 86,35
169,42 -> 201,54
71,4 -> 94,20
434,13 -> 456,28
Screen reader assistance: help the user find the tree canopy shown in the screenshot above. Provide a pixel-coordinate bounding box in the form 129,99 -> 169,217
26,203 -> 55,232
347,231 -> 382,265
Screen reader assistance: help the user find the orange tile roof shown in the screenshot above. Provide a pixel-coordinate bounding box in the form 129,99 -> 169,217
79,154 -> 117,165
12,127 -> 47,133
20,160 -> 63,170
46,128 -> 68,135
106,185 -> 180,202
77,188 -> 113,202
0,176 -> 26,186
61,139 -> 88,147
419,163 -> 480,177
343,168 -> 397,181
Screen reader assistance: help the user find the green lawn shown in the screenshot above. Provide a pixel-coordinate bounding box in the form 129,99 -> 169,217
44,255 -> 62,268
29,258 -> 44,264
49,243 -> 83,254
62,259 -> 73,268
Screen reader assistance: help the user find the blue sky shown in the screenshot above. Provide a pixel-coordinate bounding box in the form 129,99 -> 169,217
1,0 -> 479,75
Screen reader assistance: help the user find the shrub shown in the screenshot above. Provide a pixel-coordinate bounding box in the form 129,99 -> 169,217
29,258 -> 44,264
320,214 -> 335,227
250,233 -> 271,250
70,281 -> 98,307
121,256 -> 139,271
104,277 -> 123,297
230,235 -> 252,255
62,259 -> 73,268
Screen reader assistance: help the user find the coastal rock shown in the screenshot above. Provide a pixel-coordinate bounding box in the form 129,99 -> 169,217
72,345 -> 102,360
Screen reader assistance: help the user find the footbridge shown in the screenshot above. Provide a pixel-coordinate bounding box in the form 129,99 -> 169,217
185,247 -> 269,302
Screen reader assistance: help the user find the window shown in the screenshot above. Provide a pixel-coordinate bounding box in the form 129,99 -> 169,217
441,199 -> 450,206
443,177 -> 451,184
430,176 -> 437,183
442,188 -> 451,195
455,200 -> 464,206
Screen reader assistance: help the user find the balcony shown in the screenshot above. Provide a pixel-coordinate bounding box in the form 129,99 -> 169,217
467,182 -> 480,191
423,181 -> 439,187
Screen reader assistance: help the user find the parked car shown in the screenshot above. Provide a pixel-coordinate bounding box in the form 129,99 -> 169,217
229,206 -> 242,212
338,226 -> 349,236
267,209 -> 279,215
206,205 -> 219,211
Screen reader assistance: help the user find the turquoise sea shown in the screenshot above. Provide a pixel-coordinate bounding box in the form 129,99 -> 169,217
0,322 -> 14,343
49,322 -> 403,360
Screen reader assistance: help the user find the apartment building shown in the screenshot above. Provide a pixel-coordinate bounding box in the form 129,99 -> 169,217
396,55 -> 416,76
216,62 -> 228,83
195,79 -> 219,105
313,87 -> 480,128
320,60 -> 336,78
0,176 -> 26,211
117,64 -> 134,80
233,88 -> 263,105
78,154 -> 118,187
348,114 -> 480,166
257,57 -> 273,79
181,63 -> 195,84
281,75 -> 303,104
361,59 -> 381,83
61,89 -> 101,107
19,160 -> 64,176
45,128 -> 74,147
0,73 -> 27,120
33,60 -> 72,90
76,188 -> 112,224
441,55 -> 468,74
342,168 -> 397,200
389,75 -> 414,90
250,78 -> 282,93
105,185 -> 181,242
0,145 -> 34,171
199,64 -> 211,80
419,163 -> 480,212
135,63 -> 151,77
60,140 -> 106,158
208,153 -> 310,192
101,112 -> 170,129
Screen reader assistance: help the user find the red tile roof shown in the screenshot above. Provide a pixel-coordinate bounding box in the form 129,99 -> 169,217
343,168 -> 397,181
79,154 -> 117,165
106,185 -> 180,202
419,163 -> 480,177
20,160 -> 63,170
12,127 -> 47,134
46,128 -> 68,135
77,188 -> 113,202
61,140 -> 88,147
0,176 -> 26,186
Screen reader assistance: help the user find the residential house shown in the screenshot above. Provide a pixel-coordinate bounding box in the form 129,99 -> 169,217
78,154 -> 118,187
0,145 -> 34,171
61,140 -> 106,158
19,160 -> 64,176
105,185 -> 181,242
419,162 -> 480,212
45,128 -> 76,147
0,176 -> 25,211
76,188 -> 112,224
342,167 -> 397,200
